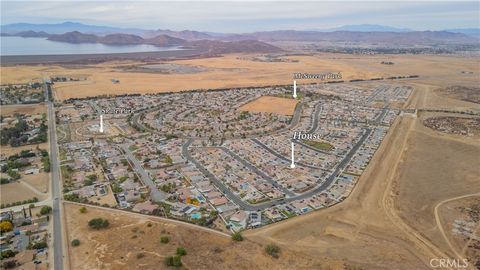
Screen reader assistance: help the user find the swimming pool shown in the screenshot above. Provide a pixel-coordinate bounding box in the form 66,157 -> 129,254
191,212 -> 201,219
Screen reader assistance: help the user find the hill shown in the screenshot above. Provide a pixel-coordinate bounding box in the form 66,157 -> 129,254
146,35 -> 187,46
224,30 -> 478,44
47,31 -> 98,43
184,39 -> 282,54
98,33 -> 145,45
44,31 -> 281,54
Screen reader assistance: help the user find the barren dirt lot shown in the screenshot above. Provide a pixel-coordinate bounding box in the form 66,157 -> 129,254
238,96 -> 298,115
436,195 -> 480,267
0,182 -> 43,205
22,172 -> 49,193
0,104 -> 46,116
0,142 -> 48,156
64,203 -> 341,270
2,54 -> 478,100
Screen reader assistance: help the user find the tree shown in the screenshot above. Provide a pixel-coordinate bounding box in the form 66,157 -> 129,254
0,220 -> 13,233
71,239 -> 80,247
176,247 -> 187,256
231,232 -> 243,241
79,206 -> 87,213
31,242 -> 48,249
40,205 -> 52,215
88,218 -> 109,230
265,244 -> 280,258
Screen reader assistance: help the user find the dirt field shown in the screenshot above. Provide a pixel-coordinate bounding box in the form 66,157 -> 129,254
436,195 -> 480,267
2,54 -> 478,101
64,203 -> 343,270
238,96 -> 298,115
0,104 -> 46,116
22,172 -> 49,193
0,182 -> 44,205
0,142 -> 48,156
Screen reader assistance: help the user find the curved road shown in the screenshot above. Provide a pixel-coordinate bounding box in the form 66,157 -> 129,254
182,127 -> 372,211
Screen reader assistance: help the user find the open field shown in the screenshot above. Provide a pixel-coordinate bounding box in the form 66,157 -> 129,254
0,182 -> 43,205
238,96 -> 298,116
393,110 -> 480,259
0,142 -> 49,156
2,53 -> 477,101
64,203 -> 342,270
22,172 -> 49,193
436,195 -> 480,268
0,104 -> 46,116
302,140 -> 334,151
434,85 -> 480,104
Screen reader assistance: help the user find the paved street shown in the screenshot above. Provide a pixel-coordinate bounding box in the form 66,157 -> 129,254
251,138 -> 319,170
182,127 -> 372,211
45,80 -> 65,270
218,146 -> 296,197
121,144 -> 168,202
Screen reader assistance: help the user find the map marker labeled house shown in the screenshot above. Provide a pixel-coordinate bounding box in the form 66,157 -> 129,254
290,142 -> 295,168
99,115 -> 104,133
293,80 -> 297,99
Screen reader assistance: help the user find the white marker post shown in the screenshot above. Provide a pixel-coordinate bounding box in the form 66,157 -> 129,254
290,142 -> 295,168
99,115 -> 104,133
293,80 -> 297,99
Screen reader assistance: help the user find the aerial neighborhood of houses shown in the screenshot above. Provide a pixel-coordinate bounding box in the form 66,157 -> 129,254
0,77 -> 413,268
53,81 -> 411,231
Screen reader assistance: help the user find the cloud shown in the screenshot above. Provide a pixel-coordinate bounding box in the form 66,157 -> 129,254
1,1 -> 478,32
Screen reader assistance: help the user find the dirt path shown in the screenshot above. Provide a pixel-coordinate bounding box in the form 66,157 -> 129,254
382,114 -> 454,265
434,193 -> 480,260
19,179 -> 48,196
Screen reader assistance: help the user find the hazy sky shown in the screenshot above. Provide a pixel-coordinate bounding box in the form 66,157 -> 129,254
1,1 -> 479,32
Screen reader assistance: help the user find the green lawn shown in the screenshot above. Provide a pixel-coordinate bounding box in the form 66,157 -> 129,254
302,140 -> 334,151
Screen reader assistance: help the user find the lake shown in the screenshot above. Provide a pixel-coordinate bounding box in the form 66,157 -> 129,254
0,36 -> 180,56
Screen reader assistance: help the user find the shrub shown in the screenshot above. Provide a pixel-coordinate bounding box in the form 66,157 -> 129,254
136,252 -> 145,259
160,236 -> 170,244
2,260 -> 17,269
176,247 -> 187,256
165,256 -> 182,267
265,244 -> 280,258
231,232 -> 243,241
71,239 -> 80,247
88,218 -> 109,230
0,250 -> 16,259
31,242 -> 48,250
40,205 -> 52,215
0,220 -> 13,233
79,206 -> 87,213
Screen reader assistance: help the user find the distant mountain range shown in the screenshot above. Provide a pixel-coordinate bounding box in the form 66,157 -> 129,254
311,24 -> 413,32
1,22 -> 478,48
2,21 -> 479,38
1,21 -> 146,35
42,31 -> 282,54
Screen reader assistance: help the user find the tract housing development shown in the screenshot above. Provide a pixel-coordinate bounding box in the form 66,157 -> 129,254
55,81 -> 411,231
